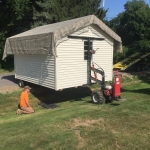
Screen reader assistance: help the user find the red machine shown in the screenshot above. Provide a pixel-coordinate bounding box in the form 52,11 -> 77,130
113,70 -> 122,98
91,65 -> 123,104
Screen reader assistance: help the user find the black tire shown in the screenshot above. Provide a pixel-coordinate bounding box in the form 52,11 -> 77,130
18,80 -> 25,88
91,90 -> 106,104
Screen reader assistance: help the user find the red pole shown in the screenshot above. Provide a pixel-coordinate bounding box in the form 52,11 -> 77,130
92,64 -> 97,79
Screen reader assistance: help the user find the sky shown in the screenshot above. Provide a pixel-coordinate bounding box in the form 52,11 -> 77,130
104,0 -> 150,20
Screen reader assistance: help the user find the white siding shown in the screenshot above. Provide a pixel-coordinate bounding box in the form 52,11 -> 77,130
89,24 -> 113,46
92,41 -> 113,81
56,39 -> 87,90
14,54 -> 55,89
89,25 -> 113,81
56,25 -> 113,90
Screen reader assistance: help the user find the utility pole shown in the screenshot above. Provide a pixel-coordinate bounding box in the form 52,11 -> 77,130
102,0 -> 105,8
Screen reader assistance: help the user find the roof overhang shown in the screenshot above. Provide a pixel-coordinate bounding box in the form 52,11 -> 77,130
3,15 -> 122,59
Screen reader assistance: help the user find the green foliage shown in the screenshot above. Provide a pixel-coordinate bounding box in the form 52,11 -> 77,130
1,55 -> 14,71
113,46 -> 132,63
106,0 -> 150,62
134,39 -> 150,50
0,0 -> 32,69
104,13 -> 124,33
0,32 -> 5,62
0,0 -> 32,36
31,0 -> 107,27
31,0 -> 53,27
122,0 -> 150,47
108,0 -> 150,53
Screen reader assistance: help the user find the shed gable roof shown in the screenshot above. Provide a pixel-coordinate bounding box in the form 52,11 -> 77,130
3,15 -> 122,59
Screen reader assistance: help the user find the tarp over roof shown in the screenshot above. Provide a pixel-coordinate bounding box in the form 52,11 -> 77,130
3,15 -> 122,59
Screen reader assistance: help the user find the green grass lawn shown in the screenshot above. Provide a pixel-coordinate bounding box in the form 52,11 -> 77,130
0,68 -> 14,74
0,75 -> 150,150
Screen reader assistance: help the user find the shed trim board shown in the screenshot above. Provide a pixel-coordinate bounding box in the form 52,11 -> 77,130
68,35 -> 105,41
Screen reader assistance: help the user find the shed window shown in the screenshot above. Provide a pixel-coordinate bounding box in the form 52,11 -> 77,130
84,41 -> 93,60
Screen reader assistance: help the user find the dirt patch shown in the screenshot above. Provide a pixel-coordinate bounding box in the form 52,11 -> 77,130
68,118 -> 105,149
71,118 -> 105,129
75,129 -> 86,149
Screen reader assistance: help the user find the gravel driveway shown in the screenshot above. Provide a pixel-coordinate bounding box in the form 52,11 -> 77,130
0,73 -> 49,94
0,73 -> 21,93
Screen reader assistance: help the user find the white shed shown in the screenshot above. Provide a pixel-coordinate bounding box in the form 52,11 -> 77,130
3,15 -> 122,90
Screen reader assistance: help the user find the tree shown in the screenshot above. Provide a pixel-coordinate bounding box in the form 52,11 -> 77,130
105,0 -> 150,63
107,0 -> 150,50
0,0 -> 32,68
122,0 -> 150,49
31,0 -> 107,27
0,0 -> 32,36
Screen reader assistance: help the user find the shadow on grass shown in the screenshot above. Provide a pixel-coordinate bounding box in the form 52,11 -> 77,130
26,82 -> 123,107
109,103 -> 121,106
30,84 -> 92,104
121,88 -> 150,95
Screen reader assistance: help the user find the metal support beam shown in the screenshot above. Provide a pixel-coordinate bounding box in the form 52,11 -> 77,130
87,38 -> 91,84
68,35 -> 105,41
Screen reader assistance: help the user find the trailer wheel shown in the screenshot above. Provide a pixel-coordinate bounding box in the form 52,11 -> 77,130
18,80 -> 25,88
91,90 -> 105,104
